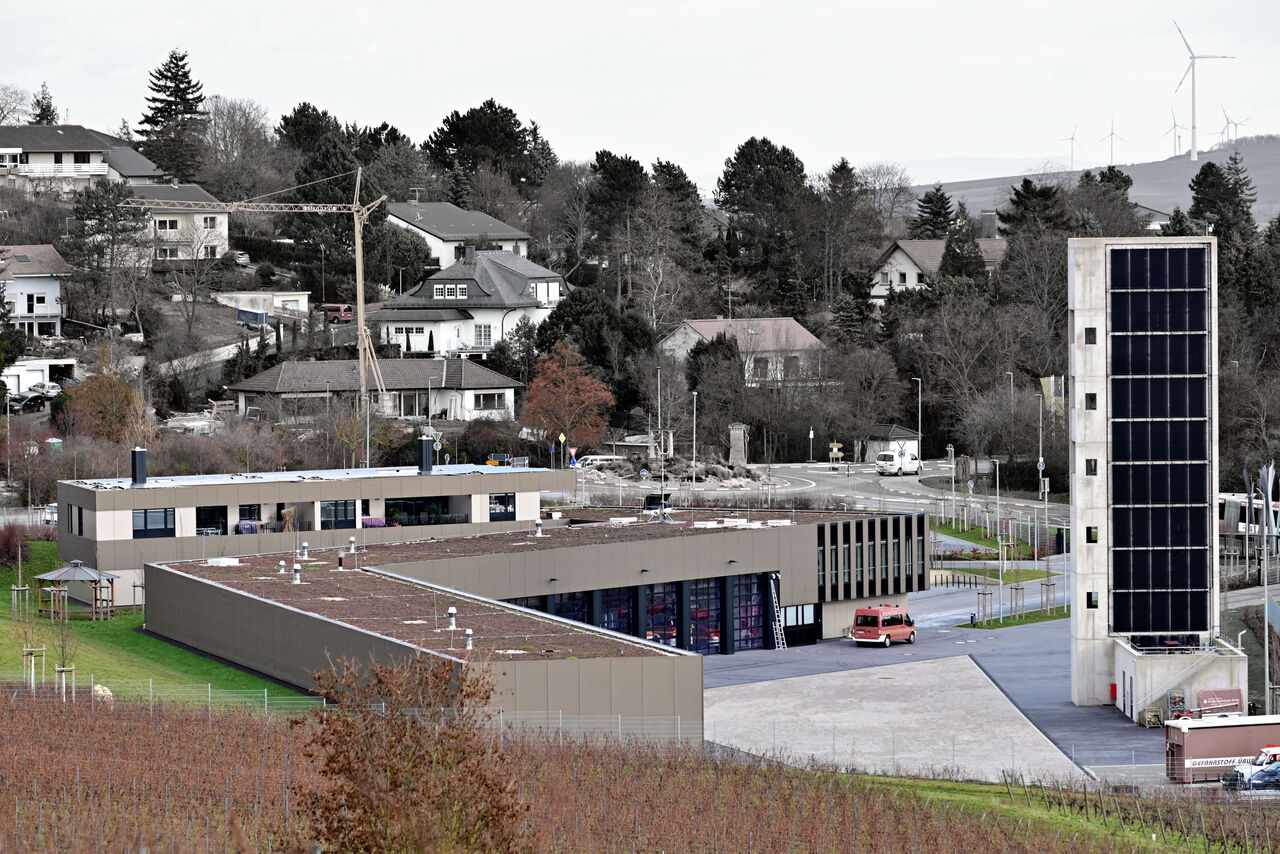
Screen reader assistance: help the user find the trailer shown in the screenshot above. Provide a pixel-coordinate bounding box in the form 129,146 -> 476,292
236,308 -> 269,329
1165,714 -> 1280,783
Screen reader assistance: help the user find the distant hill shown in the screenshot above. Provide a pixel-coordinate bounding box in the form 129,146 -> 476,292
918,135 -> 1280,226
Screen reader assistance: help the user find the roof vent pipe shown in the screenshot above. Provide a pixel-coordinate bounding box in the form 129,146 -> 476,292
292,563 -> 301,584
278,560 -> 286,574
301,541 -> 309,559
349,536 -> 356,554
465,245 -> 475,264
418,436 -> 432,474
131,448 -> 147,485
447,606 -> 457,630
465,628 -> 473,650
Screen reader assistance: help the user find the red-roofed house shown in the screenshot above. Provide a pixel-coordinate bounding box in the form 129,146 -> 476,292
659,317 -> 825,387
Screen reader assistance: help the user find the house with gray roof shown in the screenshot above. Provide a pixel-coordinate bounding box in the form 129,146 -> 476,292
660,317 -> 826,388
369,248 -> 568,358
0,125 -> 164,198
386,201 -> 529,269
869,237 -> 1007,305
229,357 -> 520,422
0,243 -> 70,337
131,183 -> 228,266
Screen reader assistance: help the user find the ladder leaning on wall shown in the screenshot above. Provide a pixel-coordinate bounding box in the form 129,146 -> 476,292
769,572 -> 787,650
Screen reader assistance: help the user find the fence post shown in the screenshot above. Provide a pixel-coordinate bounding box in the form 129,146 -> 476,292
149,678 -> 153,712
90,673 -> 94,707
208,683 -> 212,720
559,709 -> 563,748
265,688 -> 269,714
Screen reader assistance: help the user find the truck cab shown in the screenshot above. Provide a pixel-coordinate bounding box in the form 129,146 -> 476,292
851,604 -> 916,647
1224,746 -> 1280,789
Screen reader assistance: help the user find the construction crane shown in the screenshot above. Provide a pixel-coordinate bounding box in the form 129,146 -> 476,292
119,168 -> 389,412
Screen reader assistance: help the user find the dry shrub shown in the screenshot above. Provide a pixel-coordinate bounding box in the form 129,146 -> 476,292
293,655 -> 532,853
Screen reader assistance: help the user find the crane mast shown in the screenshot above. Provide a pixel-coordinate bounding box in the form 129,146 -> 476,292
120,169 -> 389,424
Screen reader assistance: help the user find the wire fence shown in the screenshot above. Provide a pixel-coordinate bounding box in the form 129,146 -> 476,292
0,671 -> 322,714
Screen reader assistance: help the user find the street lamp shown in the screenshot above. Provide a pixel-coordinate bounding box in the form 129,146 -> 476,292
691,391 -> 698,488
911,377 -> 922,458
1036,392 -> 1046,587
946,443 -> 955,523
993,458 -> 1003,623
1005,371 -> 1015,414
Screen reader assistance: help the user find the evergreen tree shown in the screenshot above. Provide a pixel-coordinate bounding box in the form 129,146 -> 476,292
1189,157 -> 1256,245
938,202 -> 986,279
1161,207 -> 1198,237
907,184 -> 952,239
830,292 -> 874,347
136,49 -> 207,182
446,163 -> 471,209
423,99 -> 537,186
277,102 -> 342,152
28,82 -> 57,125
996,178 -> 1069,235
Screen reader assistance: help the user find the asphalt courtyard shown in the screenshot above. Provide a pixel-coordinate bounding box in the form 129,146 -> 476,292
703,585 -> 1169,785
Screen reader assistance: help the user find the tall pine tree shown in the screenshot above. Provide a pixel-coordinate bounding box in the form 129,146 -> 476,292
29,82 -> 58,125
938,202 -> 987,279
136,49 -> 207,183
907,184 -> 953,239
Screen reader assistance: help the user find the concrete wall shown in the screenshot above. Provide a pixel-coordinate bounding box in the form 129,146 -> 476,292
144,563 -> 703,734
1114,643 -> 1247,723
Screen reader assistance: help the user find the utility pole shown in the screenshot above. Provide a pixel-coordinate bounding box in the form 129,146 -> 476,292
691,390 -> 698,488
994,458 -> 1003,623
912,377 -> 922,458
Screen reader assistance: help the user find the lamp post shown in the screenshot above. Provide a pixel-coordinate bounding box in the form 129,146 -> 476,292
994,458 -> 1003,623
1036,391 -> 1045,583
691,390 -> 698,488
946,443 -> 955,523
1005,371 -> 1015,413
912,377 -> 922,458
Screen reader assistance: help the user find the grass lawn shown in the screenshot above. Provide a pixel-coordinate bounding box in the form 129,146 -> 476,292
934,522 -> 1040,560
958,605 -> 1071,629
968,567 -> 1057,584
0,541 -> 301,695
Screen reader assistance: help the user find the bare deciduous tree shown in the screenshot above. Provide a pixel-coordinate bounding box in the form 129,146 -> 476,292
0,83 -> 30,124
862,161 -> 916,239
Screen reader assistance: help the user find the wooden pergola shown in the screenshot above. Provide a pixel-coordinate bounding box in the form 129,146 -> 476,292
35,560 -> 117,621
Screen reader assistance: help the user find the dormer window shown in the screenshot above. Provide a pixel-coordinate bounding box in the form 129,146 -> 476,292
457,284 -> 467,298
433,284 -> 445,298
445,284 -> 457,298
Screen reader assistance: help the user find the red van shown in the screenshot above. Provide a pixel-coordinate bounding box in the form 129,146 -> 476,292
852,605 -> 916,647
320,303 -> 355,323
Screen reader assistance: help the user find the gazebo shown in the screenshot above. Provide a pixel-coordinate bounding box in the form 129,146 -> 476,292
35,560 -> 117,621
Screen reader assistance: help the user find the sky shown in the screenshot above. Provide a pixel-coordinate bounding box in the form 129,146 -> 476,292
9,0 -> 1279,194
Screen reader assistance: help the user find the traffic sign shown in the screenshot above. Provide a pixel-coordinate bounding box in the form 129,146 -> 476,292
829,442 -> 843,450
569,447 -> 578,458
433,441 -> 442,451
897,449 -> 906,458
1036,459 -> 1045,472
639,468 -> 650,480
569,458 -> 577,468
558,432 -> 566,443
967,480 -> 975,490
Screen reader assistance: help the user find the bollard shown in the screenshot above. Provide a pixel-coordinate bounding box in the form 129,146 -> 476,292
349,536 -> 356,554
338,553 -> 344,569
970,612 -> 977,627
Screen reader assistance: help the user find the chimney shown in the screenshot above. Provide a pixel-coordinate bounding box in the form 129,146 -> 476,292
131,448 -> 147,485
464,245 -> 475,264
418,435 -> 432,474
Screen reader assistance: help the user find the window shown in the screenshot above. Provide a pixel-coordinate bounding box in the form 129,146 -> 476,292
474,392 -> 504,411
320,500 -> 356,530
1085,393 -> 1097,410
1087,592 -> 1099,609
238,504 -> 260,522
156,219 -> 178,231
454,245 -> 467,260
202,216 -> 218,230
1085,327 -> 1097,344
688,577 -> 722,653
474,324 -> 492,347
73,152 -> 90,164
446,285 -> 457,298
77,506 -> 83,537
458,284 -> 468,298
489,492 -> 516,522
1086,526 -> 1099,543
203,245 -> 217,259
1086,459 -> 1098,476
752,358 -> 769,380
386,496 -> 454,526
132,508 -> 175,539
783,355 -> 800,377
433,284 -> 445,298
898,271 -> 907,284
879,271 -> 890,285
53,152 -> 63,165
156,247 -> 178,260
195,505 -> 227,536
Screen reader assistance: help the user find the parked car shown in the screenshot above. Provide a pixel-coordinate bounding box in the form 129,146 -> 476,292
875,450 -> 922,476
851,604 -> 916,647
28,381 -> 61,399
319,303 -> 355,323
235,251 -> 251,267
7,392 -> 45,413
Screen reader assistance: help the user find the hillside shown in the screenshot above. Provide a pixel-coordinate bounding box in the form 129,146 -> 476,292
921,134 -> 1280,225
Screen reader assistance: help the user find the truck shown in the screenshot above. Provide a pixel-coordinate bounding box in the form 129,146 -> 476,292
236,308 -> 269,329
1164,714 -> 1280,783
1223,746 -> 1280,790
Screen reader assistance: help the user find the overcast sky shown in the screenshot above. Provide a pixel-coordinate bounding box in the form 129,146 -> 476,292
10,0 -> 1278,193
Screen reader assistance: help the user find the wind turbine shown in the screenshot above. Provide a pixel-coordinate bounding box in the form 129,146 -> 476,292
1221,106 -> 1250,145
1173,19 -> 1234,161
1099,118 -> 1124,165
1162,108 -> 1187,157
1059,125 -> 1082,171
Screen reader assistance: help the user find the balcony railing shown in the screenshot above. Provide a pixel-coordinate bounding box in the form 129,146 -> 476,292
16,164 -> 109,178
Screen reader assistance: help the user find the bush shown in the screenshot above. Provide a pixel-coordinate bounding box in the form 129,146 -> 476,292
255,262 -> 276,286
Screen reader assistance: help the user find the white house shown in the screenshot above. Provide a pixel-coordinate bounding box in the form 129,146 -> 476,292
131,184 -> 229,266
868,238 -> 1007,305
0,243 -> 69,337
386,201 -> 529,269
659,317 -> 826,388
229,358 -> 521,422
0,125 -> 164,198
370,249 -> 567,357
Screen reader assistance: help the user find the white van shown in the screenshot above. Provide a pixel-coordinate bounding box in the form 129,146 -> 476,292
577,455 -> 625,468
875,451 -> 921,477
